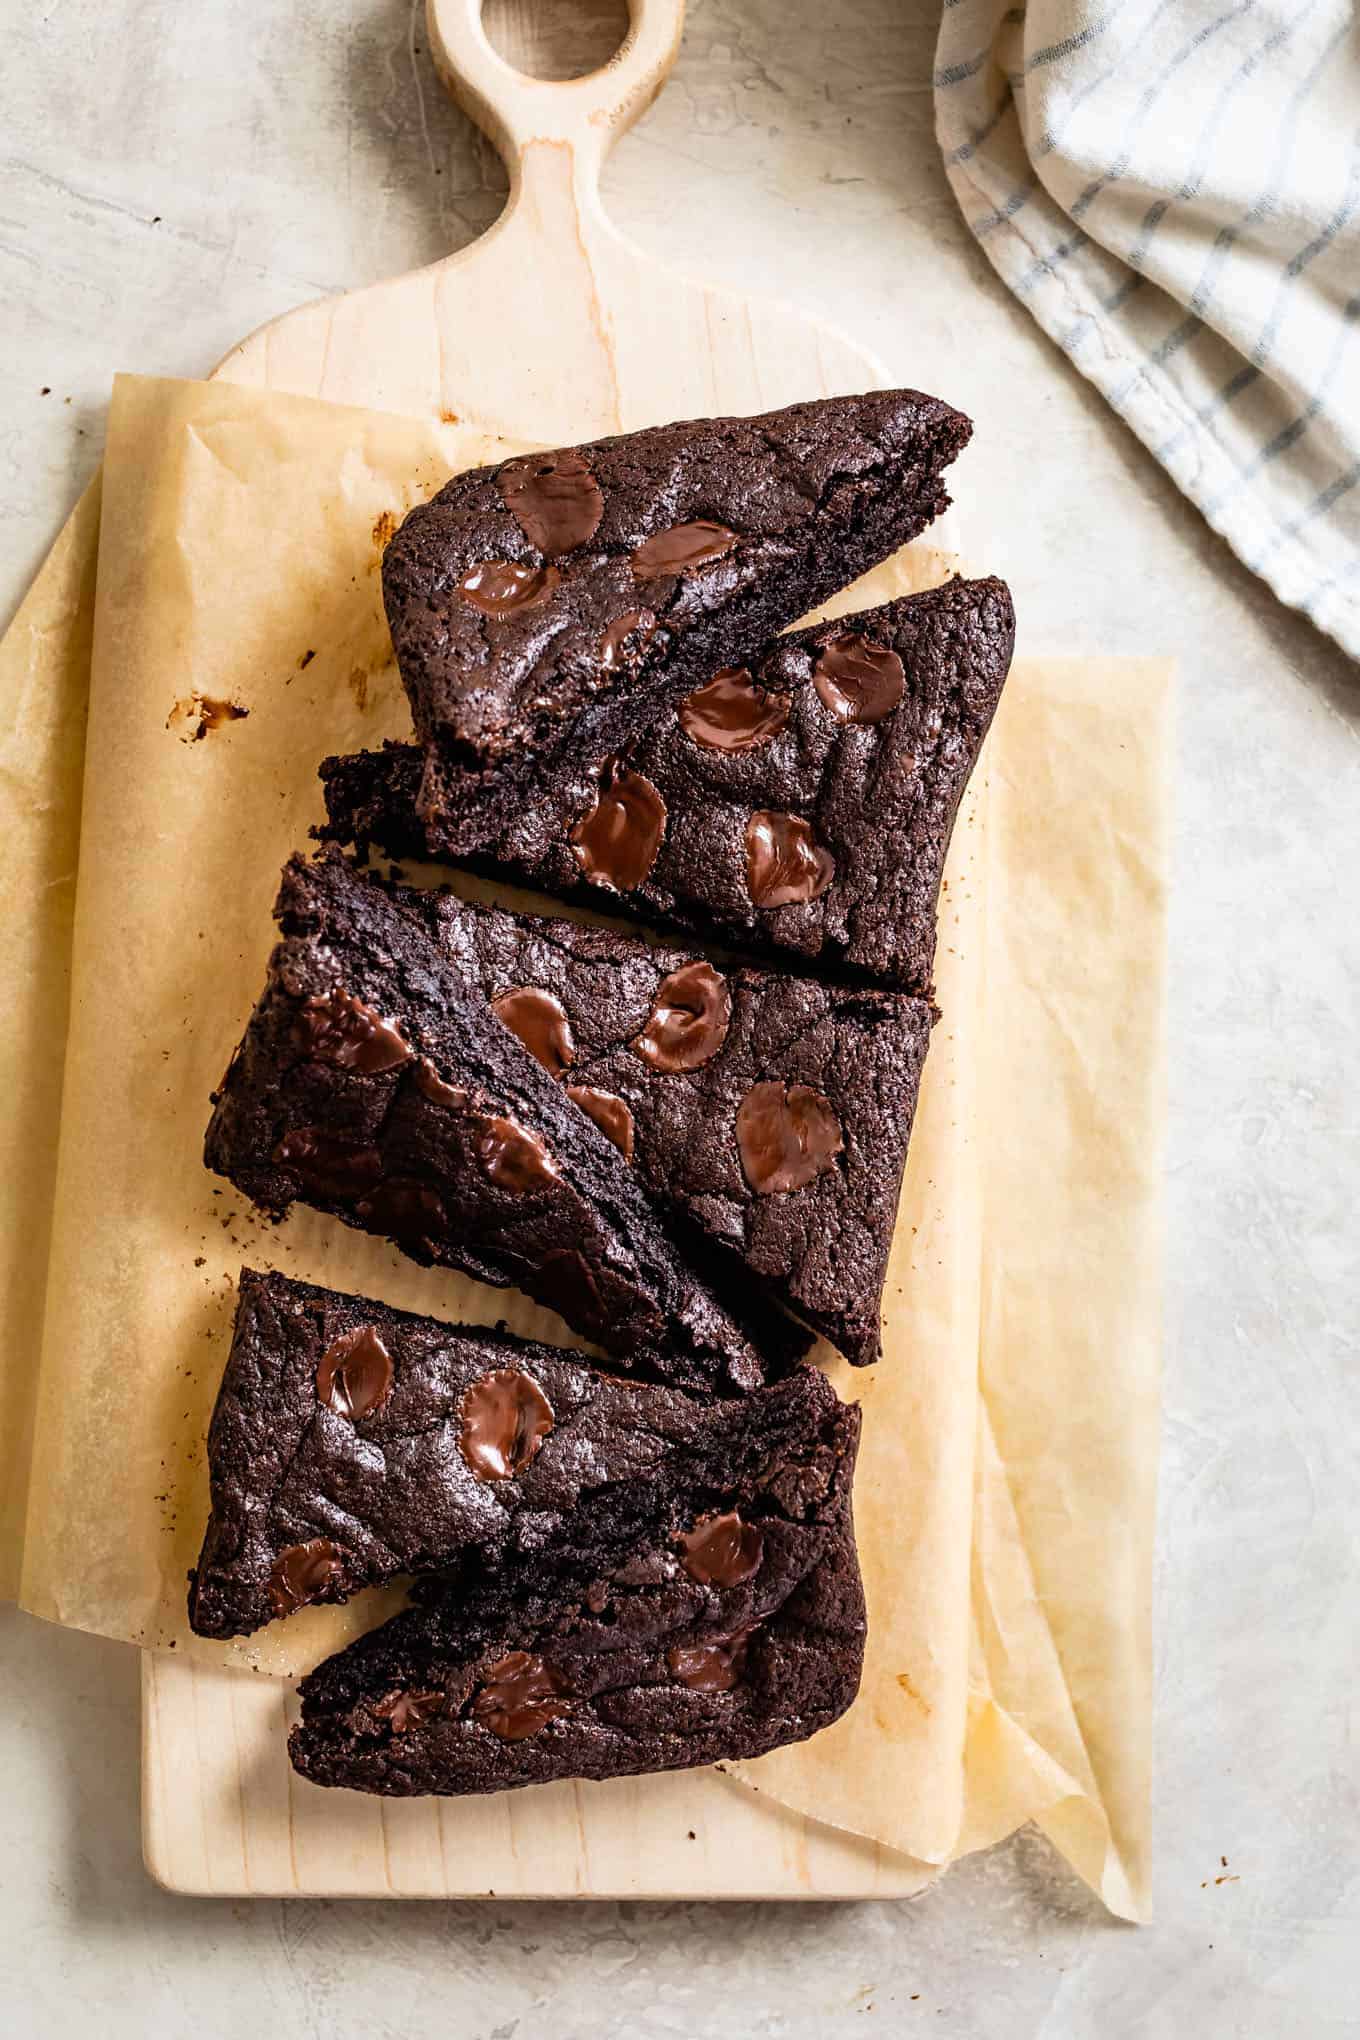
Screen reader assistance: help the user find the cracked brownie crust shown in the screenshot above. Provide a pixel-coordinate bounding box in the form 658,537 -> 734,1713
382,391 -> 971,850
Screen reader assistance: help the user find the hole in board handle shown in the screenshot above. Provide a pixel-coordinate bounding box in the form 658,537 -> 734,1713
481,0 -> 631,84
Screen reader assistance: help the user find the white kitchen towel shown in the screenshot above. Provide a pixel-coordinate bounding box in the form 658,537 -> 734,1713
935,1 -> 1360,661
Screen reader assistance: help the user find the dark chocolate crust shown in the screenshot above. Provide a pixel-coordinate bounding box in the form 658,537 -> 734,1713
383,392 -> 971,851
396,884 -> 932,1366
322,576 -> 1014,994
203,851 -> 791,1395
190,1269 -> 844,1641
289,1387 -> 863,1795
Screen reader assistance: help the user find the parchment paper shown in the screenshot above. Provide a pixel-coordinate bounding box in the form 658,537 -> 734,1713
0,375 -> 1167,1920
0,474 -> 99,1603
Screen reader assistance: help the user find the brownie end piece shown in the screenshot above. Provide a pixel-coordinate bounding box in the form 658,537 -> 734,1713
288,1388 -> 864,1795
382,390 -> 971,850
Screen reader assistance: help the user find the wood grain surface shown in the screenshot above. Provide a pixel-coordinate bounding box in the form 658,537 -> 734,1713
142,0 -> 955,1899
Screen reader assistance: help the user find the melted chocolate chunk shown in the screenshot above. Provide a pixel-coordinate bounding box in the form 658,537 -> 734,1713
598,608 -> 661,672
569,766 -> 666,892
678,1509 -> 764,1588
812,630 -> 906,723
497,451 -> 603,556
456,560 -> 560,617
667,1633 -> 750,1693
631,521 -> 738,578
315,1325 -> 394,1420
679,667 -> 790,752
745,810 -> 836,907
272,1128 -> 383,1201
566,1083 -> 635,1161
736,1081 -> 844,1193
533,1247 -> 610,1336
475,1114 -> 560,1193
413,1058 -> 471,1111
458,1367 -> 555,1481
471,1651 -> 570,1740
295,986 -> 413,1074
491,986 -> 576,1078
356,1177 -> 449,1252
267,1538 -> 343,1618
632,960 -> 730,1073
373,1688 -> 446,1733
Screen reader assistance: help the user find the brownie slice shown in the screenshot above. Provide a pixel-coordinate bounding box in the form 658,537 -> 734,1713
383,391 -> 971,852
204,851 -> 790,1396
288,1385 -> 863,1796
323,576 -> 1014,994
390,883 -> 932,1367
190,1269 -> 842,1641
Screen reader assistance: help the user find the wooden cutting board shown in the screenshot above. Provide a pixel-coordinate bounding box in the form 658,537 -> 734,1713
140,0 -> 951,1898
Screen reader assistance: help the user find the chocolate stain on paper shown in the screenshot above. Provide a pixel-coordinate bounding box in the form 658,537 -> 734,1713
167,693 -> 250,743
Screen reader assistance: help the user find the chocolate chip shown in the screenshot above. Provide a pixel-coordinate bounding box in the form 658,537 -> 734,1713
457,560 -> 560,616
812,630 -> 906,723
356,1177 -> 448,1252
598,608 -> 661,672
471,1651 -> 570,1740
497,451 -> 602,555
744,810 -> 835,907
667,1633 -> 751,1692
678,1509 -> 764,1587
631,521 -> 737,578
566,1083 -> 635,1161
295,987 -> 413,1074
492,986 -> 576,1078
569,765 -> 666,892
736,1081 -> 844,1193
271,1128 -> 383,1201
373,1688 -> 445,1733
458,1368 -> 555,1481
267,1539 -> 344,1618
413,1057 -> 471,1111
474,1115 -> 560,1192
679,668 -> 789,751
632,960 -> 730,1073
533,1246 -> 610,1335
315,1325 -> 394,1420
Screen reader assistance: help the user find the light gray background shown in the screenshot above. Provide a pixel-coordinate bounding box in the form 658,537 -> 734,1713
2,3 -> 1356,2034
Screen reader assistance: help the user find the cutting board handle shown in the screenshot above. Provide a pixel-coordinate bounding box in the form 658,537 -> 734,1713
426,0 -> 685,186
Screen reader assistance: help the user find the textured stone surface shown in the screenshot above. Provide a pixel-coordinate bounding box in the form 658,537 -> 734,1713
2,0 -> 1357,2032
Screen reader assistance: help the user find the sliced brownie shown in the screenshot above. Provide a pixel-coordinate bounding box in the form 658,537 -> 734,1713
190,1269 -> 843,1641
392,883 -> 932,1366
204,851 -> 794,1396
323,575 -> 1014,994
383,391 -> 971,851
288,1385 -> 863,1796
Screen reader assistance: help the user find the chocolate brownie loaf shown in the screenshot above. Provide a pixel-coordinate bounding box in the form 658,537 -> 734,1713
289,1384 -> 863,1795
391,882 -> 932,1366
204,851 -> 794,1395
323,575 -> 1014,994
190,1269 -> 843,1640
383,392 -> 971,852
